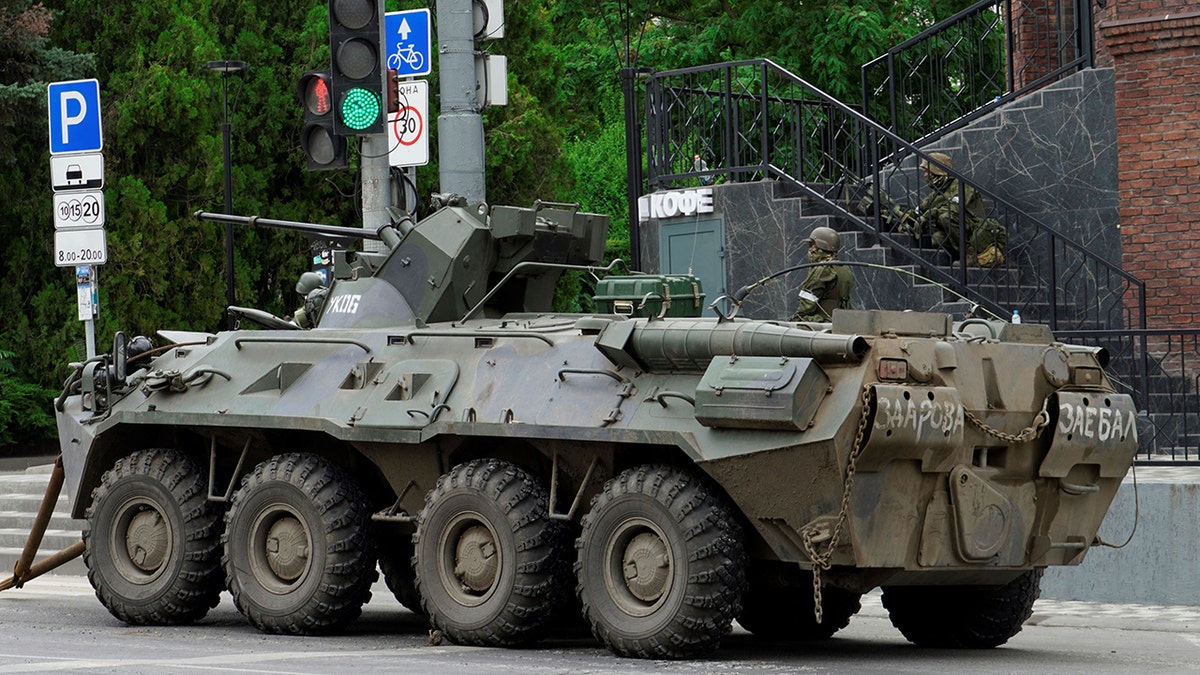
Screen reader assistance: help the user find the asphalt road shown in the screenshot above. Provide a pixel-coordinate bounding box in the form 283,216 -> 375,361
1,575 -> 1198,674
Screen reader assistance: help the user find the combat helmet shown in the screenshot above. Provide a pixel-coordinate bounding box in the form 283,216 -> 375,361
806,226 -> 840,253
295,271 -> 325,295
920,151 -> 953,176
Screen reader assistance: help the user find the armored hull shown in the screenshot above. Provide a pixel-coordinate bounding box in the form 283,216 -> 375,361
52,202 -> 1136,658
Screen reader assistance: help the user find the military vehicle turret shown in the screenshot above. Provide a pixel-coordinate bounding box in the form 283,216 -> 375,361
50,199 -> 1138,659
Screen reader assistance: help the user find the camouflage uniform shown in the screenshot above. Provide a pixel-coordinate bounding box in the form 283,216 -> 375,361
292,273 -> 328,329
791,235 -> 853,323
915,153 -> 1007,266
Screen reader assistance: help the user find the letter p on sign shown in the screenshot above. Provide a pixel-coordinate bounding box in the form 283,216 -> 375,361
48,79 -> 103,155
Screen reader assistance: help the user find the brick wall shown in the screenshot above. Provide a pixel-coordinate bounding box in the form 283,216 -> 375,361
1095,6 -> 1200,327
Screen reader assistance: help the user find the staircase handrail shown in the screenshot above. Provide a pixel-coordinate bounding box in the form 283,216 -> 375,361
860,0 -> 1095,145
644,58 -> 1146,332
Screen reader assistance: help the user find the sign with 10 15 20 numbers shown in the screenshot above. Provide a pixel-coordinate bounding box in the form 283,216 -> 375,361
53,190 -> 105,229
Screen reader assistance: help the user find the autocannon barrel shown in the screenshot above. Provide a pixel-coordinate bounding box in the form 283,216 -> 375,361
193,210 -> 383,241
624,319 -> 868,372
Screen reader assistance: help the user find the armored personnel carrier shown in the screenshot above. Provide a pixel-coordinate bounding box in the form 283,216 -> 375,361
48,200 -> 1137,659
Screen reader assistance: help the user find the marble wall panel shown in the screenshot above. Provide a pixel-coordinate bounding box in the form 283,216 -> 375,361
635,69 -> 1123,326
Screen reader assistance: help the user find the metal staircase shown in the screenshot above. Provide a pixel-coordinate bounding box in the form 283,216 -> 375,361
642,58 -> 1143,333
633,21 -> 1200,459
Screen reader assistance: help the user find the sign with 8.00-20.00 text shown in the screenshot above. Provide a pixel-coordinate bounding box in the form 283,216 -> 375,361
55,228 -> 107,268
47,79 -> 107,267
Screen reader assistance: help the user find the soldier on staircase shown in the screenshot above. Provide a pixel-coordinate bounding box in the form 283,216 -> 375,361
791,226 -> 854,323
910,152 -> 1007,267
849,151 -> 1007,267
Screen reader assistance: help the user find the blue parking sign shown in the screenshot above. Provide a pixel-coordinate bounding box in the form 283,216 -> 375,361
386,10 -> 432,78
48,79 -> 103,155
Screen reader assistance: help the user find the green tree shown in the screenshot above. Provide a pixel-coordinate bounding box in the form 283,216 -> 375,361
0,0 -> 958,397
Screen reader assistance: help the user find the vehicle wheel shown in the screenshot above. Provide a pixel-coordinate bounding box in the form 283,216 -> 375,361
575,464 -> 746,659
223,453 -> 375,635
882,569 -> 1043,648
378,531 -> 423,615
83,448 -> 224,624
413,458 -> 568,647
738,565 -> 861,640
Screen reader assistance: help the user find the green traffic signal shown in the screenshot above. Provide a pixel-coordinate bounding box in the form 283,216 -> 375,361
340,87 -> 382,131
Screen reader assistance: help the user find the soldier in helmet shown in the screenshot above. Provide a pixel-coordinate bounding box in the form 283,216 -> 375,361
291,272 -> 328,329
911,152 -> 1007,267
791,226 -> 854,323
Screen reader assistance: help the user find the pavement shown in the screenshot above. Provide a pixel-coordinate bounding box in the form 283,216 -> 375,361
7,574 -> 1200,635
7,456 -> 1199,633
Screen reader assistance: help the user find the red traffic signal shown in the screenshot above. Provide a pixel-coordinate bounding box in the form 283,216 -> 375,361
297,71 -> 347,171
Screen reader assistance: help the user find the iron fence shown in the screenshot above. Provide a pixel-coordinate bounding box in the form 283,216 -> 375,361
860,0 -> 1094,144
1058,329 -> 1200,463
639,59 -> 1200,461
643,59 -> 1143,333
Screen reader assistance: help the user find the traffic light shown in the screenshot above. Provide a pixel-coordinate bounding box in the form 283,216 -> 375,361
386,68 -> 399,114
298,71 -> 347,171
329,0 -> 386,135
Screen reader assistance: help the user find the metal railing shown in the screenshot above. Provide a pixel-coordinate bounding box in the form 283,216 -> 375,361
638,59 -> 1200,460
1057,329 -> 1200,463
643,59 -> 1144,332
861,0 -> 1095,144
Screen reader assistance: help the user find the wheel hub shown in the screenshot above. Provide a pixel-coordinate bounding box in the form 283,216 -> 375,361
125,508 -> 169,572
264,515 -> 309,582
621,531 -> 670,602
454,524 -> 498,592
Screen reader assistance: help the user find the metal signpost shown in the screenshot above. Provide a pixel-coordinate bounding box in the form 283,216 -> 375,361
384,9 -> 433,214
48,78 -> 106,358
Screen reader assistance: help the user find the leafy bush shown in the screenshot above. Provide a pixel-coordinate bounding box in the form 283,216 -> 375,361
0,374 -> 58,450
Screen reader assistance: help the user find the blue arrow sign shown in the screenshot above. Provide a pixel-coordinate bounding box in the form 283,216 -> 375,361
385,9 -> 432,78
48,79 -> 103,155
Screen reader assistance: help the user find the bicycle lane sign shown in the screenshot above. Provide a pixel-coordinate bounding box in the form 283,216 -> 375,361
385,9 -> 432,78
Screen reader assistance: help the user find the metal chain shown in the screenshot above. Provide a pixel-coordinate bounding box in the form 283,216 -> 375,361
963,395 -> 1051,444
800,383 -> 873,624
799,389 -> 1051,623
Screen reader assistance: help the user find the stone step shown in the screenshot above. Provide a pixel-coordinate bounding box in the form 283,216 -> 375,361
0,511 -> 82,532
0,463 -> 88,578
0,527 -> 83,549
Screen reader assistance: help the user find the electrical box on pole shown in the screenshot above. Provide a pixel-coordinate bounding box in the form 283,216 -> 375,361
329,0 -> 387,135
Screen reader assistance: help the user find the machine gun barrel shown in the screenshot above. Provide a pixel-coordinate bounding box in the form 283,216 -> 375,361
625,320 -> 868,372
193,211 -> 382,241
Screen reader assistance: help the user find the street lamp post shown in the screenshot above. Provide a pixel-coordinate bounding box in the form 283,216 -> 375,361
204,60 -> 248,328
620,66 -> 652,271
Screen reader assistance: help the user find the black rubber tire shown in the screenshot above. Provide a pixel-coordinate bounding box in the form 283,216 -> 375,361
413,458 -> 568,647
882,569 -> 1043,648
378,531 -> 424,615
222,453 -> 375,635
738,566 -> 862,640
83,448 -> 224,625
575,464 -> 747,659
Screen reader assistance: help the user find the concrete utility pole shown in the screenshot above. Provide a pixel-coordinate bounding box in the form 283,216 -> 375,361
436,0 -> 486,205
359,135 -> 390,253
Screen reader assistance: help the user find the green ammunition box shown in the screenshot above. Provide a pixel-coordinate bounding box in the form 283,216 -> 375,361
593,275 -> 706,318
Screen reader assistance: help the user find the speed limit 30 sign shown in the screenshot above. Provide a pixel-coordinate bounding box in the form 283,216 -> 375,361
388,80 -> 429,167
